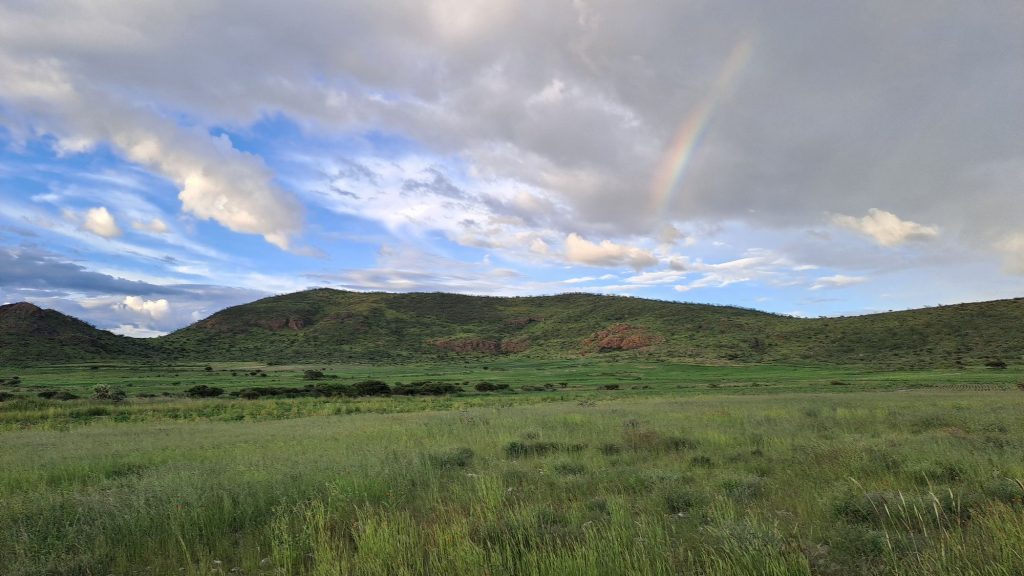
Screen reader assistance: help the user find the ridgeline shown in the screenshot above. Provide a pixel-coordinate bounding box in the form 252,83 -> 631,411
3,289 -> 1023,368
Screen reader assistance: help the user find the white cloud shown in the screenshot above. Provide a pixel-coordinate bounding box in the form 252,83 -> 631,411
0,49 -> 302,249
82,206 -> 121,238
810,274 -> 867,290
625,270 -> 686,285
562,274 -> 616,284
109,324 -> 168,338
131,217 -> 169,234
564,233 -> 658,270
832,209 -> 939,247
673,250 -> 805,292
995,233 -> 1024,274
121,296 -> 170,319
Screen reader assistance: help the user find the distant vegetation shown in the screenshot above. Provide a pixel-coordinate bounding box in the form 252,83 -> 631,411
4,289 -> 1024,369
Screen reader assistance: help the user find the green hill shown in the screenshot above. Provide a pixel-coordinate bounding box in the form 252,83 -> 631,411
4,289 -> 1024,368
0,302 -> 155,365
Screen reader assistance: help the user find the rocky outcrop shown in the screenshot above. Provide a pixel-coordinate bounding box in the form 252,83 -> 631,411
581,323 -> 663,353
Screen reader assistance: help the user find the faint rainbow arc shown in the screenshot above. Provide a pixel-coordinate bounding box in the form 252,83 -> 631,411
649,36 -> 755,216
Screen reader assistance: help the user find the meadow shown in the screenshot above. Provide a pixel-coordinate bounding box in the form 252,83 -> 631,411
2,362 -> 1024,575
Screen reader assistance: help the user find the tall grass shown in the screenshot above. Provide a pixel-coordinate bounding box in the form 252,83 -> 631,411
1,390 -> 1023,575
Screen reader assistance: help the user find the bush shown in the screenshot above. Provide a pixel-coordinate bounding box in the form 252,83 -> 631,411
474,381 -> 510,392
985,359 -> 1008,369
185,385 -> 224,398
601,384 -> 620,390
0,392 -> 14,402
393,381 -> 461,396
353,380 -> 391,396
93,385 -> 126,402
303,370 -> 325,380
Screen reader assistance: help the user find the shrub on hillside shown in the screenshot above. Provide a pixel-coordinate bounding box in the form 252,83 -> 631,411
185,385 -> 224,398
392,381 -> 461,396
0,391 -> 14,402
474,381 -> 509,392
985,359 -> 1007,369
92,385 -> 126,402
303,370 -> 325,380
353,380 -> 391,396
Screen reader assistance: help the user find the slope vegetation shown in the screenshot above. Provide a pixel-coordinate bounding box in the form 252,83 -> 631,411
4,289 -> 1024,368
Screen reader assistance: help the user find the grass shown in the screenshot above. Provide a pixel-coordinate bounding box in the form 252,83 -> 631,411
2,366 -> 1024,575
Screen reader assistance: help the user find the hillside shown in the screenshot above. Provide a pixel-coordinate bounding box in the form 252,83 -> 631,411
0,302 -> 155,365
155,289 -> 1024,368
4,290 -> 1024,368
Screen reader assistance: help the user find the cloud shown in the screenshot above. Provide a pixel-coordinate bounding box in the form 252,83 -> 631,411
121,296 -> 170,319
109,324 -> 168,338
131,218 -> 169,234
995,233 -> 1024,274
564,233 -> 658,270
305,244 -> 551,295
82,206 -> 121,238
673,250 -> 807,292
0,40 -> 302,249
832,209 -> 939,247
562,274 -> 616,284
625,270 -> 687,285
810,274 -> 867,290
0,246 -> 266,333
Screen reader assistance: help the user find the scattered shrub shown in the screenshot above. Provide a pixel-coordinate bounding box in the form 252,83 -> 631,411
204,365 -> 213,371
601,384 -> 620,390
185,385 -> 224,398
303,370 -> 325,380
474,381 -> 509,392
985,359 -> 1007,369
353,380 -> 391,396
504,441 -> 586,458
93,385 -> 126,402
599,443 -> 622,455
830,380 -> 850,386
0,392 -> 14,402
393,381 -> 460,396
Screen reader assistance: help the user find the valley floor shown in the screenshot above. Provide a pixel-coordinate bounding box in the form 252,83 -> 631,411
1,363 -> 1023,575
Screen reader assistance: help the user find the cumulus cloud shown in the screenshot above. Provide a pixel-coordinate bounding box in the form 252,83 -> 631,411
121,296 -> 170,319
832,209 -> 939,247
0,31 -> 302,249
82,206 -> 121,238
564,233 -> 658,270
1,1 -> 1017,260
810,274 -> 867,290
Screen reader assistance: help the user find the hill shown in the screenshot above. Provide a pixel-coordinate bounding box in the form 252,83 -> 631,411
0,302 -> 155,365
155,289 -> 1024,369
4,290 -> 1024,368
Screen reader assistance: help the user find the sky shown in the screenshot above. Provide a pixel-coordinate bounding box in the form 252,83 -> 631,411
1,1 -> 1023,337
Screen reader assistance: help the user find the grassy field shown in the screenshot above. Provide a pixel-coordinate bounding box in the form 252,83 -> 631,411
2,362 -> 1024,575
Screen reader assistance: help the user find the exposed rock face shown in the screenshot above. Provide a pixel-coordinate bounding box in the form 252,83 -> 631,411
581,323 -> 664,353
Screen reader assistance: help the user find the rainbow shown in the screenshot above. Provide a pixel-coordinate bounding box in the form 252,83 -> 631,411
650,36 -> 755,217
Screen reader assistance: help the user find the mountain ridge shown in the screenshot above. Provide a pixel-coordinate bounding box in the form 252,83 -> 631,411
3,289 -> 1024,368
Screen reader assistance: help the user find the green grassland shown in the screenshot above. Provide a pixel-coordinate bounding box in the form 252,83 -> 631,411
4,291 -> 1024,574
2,362 -> 1024,575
